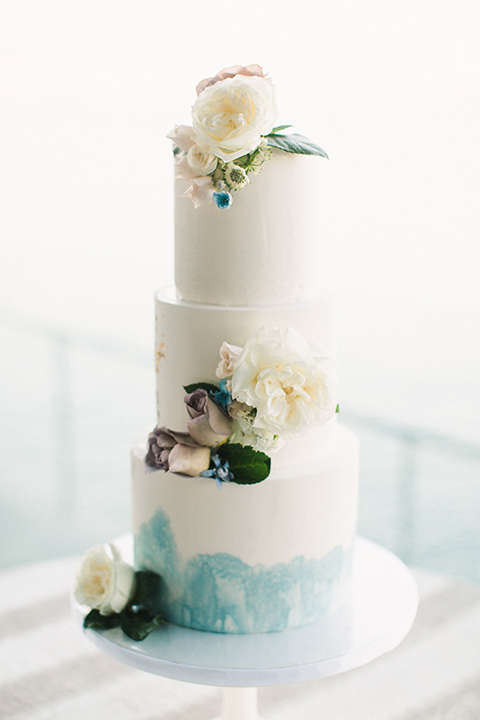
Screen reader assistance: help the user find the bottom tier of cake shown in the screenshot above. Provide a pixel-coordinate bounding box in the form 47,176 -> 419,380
131,424 -> 359,634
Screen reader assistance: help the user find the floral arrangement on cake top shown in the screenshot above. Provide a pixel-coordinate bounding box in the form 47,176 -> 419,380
168,64 -> 328,209
146,326 -> 335,486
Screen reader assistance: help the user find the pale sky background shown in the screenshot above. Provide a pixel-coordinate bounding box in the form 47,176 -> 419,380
0,0 -> 479,436
1,0 -> 479,569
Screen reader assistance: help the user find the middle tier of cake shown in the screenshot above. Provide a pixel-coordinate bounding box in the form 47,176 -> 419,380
155,286 -> 338,474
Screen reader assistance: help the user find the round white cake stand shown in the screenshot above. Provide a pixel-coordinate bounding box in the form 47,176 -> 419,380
73,536 -> 418,720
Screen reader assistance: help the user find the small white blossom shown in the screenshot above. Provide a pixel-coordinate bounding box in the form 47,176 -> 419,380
249,140 -> 273,175
229,401 -> 284,454
224,163 -> 249,190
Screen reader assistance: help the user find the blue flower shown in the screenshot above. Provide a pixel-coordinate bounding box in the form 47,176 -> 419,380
201,454 -> 234,489
210,379 -> 232,411
213,191 -> 233,209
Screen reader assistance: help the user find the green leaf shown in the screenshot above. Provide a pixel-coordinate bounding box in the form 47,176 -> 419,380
336,404 -> 340,413
233,153 -> 251,169
131,570 -> 163,613
120,607 -> 164,641
266,133 -> 329,158
183,382 -> 220,395
83,609 -> 121,631
217,443 -> 271,484
269,124 -> 293,134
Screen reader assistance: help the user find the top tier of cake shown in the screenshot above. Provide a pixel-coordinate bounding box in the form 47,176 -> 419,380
175,150 -> 323,307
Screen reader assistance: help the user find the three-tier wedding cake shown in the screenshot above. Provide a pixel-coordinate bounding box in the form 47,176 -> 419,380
75,65 -> 359,639
131,65 -> 359,634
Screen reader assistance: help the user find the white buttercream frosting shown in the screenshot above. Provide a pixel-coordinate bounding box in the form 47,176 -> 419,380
132,423 -> 358,578
174,150 -> 324,306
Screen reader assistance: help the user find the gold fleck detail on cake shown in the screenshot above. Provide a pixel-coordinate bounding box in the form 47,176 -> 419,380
156,342 -> 166,371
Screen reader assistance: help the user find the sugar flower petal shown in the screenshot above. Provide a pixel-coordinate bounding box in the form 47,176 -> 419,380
168,443 -> 211,475
181,176 -> 215,208
167,124 -> 196,153
186,392 -> 233,446
205,395 -> 233,435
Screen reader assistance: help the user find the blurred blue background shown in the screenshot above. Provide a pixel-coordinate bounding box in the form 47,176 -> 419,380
1,0 -> 479,582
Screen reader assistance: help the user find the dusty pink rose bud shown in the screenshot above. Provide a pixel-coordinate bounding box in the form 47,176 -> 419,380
196,64 -> 266,95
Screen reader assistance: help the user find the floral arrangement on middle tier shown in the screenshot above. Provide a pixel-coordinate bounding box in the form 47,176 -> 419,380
146,326 -> 335,486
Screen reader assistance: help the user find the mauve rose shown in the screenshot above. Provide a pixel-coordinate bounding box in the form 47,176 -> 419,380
184,389 -> 233,446
146,426 -> 210,476
196,64 -> 266,95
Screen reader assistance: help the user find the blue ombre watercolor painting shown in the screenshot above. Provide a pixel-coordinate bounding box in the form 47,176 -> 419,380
135,508 -> 350,634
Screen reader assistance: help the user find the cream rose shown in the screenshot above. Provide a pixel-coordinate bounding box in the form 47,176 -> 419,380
74,543 -> 135,615
216,341 -> 243,379
192,75 -> 277,163
231,327 -> 334,436
186,143 -> 218,176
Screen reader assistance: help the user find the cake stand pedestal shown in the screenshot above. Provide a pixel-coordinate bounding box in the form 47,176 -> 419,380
73,536 -> 418,720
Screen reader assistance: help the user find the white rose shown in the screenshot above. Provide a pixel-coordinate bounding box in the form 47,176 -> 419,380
74,543 -> 135,615
231,327 -> 334,436
192,75 -> 278,163
187,143 -> 218,176
216,341 -> 243,379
